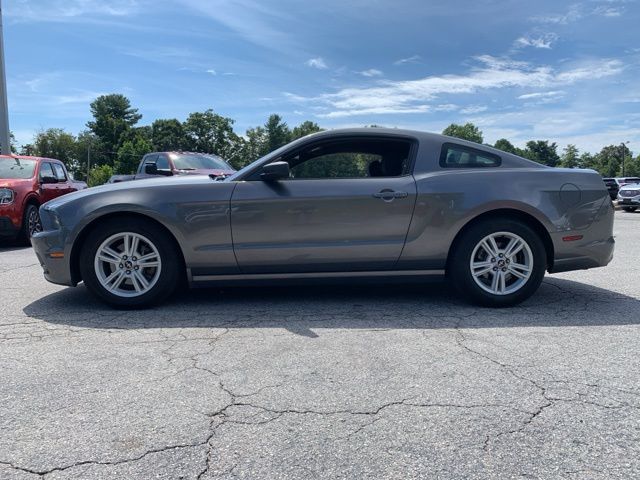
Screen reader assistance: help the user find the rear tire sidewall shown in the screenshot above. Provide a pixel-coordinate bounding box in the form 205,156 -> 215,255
449,219 -> 546,307
79,219 -> 179,308
623,207 -> 637,212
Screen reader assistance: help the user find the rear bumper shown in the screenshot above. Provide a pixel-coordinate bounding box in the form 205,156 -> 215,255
31,229 -> 75,286
548,198 -> 615,273
549,235 -> 615,273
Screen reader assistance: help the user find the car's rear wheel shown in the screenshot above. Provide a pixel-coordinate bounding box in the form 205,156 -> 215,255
449,219 -> 546,307
79,218 -> 179,308
622,207 -> 637,212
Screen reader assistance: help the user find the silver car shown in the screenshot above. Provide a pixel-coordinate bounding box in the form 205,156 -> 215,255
31,128 -> 615,308
617,181 -> 640,212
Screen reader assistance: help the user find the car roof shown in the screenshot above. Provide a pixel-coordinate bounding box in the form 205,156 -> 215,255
0,154 -> 61,162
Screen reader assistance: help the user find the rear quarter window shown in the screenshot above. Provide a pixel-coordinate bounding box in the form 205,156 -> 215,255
440,143 -> 501,168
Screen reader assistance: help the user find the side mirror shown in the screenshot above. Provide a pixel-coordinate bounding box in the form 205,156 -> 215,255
144,163 -> 158,175
260,161 -> 290,181
40,176 -> 58,184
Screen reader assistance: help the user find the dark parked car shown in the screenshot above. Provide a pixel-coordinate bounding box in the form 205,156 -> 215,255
108,152 -> 235,183
602,177 -> 619,200
32,128 -> 614,308
0,155 -> 86,241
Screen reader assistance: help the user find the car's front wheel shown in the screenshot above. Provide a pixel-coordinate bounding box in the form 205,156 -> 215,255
623,207 -> 637,212
79,218 -> 180,308
449,219 -> 547,307
20,204 -> 42,243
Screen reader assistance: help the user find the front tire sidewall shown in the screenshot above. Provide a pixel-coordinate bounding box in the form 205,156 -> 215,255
623,207 -> 637,212
450,220 -> 546,307
79,219 -> 179,308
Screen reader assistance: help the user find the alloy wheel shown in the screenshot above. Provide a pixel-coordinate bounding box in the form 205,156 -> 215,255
93,232 -> 162,298
469,231 -> 533,296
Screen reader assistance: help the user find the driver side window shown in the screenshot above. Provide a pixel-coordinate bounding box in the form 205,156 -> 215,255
284,138 -> 412,180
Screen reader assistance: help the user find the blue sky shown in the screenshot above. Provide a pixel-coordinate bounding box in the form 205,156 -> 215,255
4,0 -> 640,153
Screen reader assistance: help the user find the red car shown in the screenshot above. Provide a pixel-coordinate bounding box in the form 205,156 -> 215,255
0,155 -> 86,241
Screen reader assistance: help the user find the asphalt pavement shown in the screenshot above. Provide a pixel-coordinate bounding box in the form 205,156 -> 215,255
1,211 -> 639,479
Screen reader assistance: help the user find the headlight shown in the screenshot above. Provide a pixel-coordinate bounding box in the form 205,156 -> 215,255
41,205 -> 62,230
0,188 -> 14,205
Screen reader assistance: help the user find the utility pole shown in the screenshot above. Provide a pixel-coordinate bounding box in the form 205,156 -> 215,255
86,143 -> 91,181
621,141 -> 629,177
0,0 -> 11,155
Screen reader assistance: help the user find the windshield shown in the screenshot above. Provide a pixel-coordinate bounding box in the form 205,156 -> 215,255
170,153 -> 232,171
0,158 -> 37,179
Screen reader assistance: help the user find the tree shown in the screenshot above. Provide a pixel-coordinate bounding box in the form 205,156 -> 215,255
625,155 -> 640,177
151,119 -> 186,151
183,109 -> 240,158
115,135 -> 152,174
523,140 -> 560,167
291,120 -> 323,141
493,138 -> 519,155
32,128 -> 77,164
263,114 -> 290,155
560,144 -> 580,168
87,164 -> 114,187
87,94 -> 142,166
594,144 -> 631,177
442,123 -> 483,144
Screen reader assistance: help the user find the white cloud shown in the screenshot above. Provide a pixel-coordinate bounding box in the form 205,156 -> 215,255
293,56 -> 623,118
460,105 -> 488,114
206,69 -> 217,76
5,0 -> 141,22
593,6 -> 623,17
394,55 -> 421,65
306,57 -> 328,69
531,5 -> 582,24
359,69 -> 383,77
517,91 -> 565,100
514,33 -> 558,49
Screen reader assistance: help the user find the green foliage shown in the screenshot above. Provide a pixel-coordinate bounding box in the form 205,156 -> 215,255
560,144 -> 580,168
33,128 -> 77,163
115,136 -> 153,174
523,140 -> 560,167
493,138 -> 519,155
151,119 -> 186,151
442,123 -> 483,144
291,121 -> 323,140
87,94 -> 142,166
264,114 -> 290,154
183,109 -> 240,158
87,164 -> 114,187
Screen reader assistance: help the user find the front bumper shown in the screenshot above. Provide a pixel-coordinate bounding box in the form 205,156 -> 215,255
617,194 -> 640,206
0,215 -> 20,237
31,229 -> 75,286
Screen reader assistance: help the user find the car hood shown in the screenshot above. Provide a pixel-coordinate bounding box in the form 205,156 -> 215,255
175,168 -> 235,176
44,174 -> 223,210
619,183 -> 640,190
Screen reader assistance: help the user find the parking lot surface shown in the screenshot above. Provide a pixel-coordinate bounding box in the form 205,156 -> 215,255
1,211 -> 639,479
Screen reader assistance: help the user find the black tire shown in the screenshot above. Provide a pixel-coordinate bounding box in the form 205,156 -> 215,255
19,204 -> 42,244
448,219 -> 547,307
623,207 -> 637,212
79,218 -> 180,308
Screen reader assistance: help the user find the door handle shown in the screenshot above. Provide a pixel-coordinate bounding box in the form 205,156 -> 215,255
373,189 -> 408,201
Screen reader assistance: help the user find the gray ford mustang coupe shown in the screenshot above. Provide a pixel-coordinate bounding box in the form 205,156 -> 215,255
31,128 -> 614,308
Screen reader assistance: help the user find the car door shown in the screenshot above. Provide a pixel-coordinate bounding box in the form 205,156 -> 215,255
52,163 -> 73,195
38,162 -> 60,203
230,136 -> 418,273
